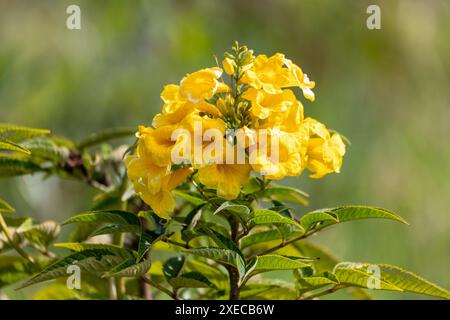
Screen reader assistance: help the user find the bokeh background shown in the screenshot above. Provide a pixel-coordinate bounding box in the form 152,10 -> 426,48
1,0 -> 449,299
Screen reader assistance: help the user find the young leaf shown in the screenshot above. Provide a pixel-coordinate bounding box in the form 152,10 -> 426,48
63,210 -> 140,227
253,254 -> 310,271
250,209 -> 304,232
169,271 -> 216,289
303,206 -> 407,232
334,262 -> 450,299
213,201 -> 250,223
300,211 -> 338,230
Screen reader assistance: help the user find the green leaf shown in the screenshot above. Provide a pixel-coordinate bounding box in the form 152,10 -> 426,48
294,270 -> 338,294
103,258 -> 152,278
137,230 -> 160,262
250,209 -> 304,232
163,256 -> 185,280
304,206 -> 407,232
0,256 -> 32,288
188,247 -> 246,279
63,210 -> 140,226
300,211 -> 338,230
0,139 -> 30,154
54,242 -> 134,259
21,139 -> 69,163
169,271 -> 216,289
213,201 -> 250,223
90,224 -> 141,237
173,190 -> 206,206
0,198 -> 14,213
240,280 -> 297,300
77,127 -> 136,149
261,186 -> 309,206
292,241 -> 339,274
334,262 -> 450,299
19,249 -> 129,288
0,124 -> 50,142
253,254 -> 310,271
198,226 -> 243,258
0,156 -> 43,177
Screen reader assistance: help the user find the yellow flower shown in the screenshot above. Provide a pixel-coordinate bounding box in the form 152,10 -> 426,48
180,67 -> 230,103
303,118 -> 346,178
285,58 -> 316,102
222,57 -> 236,76
243,88 -> 297,120
240,53 -> 290,94
260,101 -> 304,133
198,163 -> 251,200
133,167 -> 192,219
126,134 -> 192,219
250,129 -> 308,180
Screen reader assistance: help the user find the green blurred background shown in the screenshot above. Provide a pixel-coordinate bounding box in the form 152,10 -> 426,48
1,0 -> 449,299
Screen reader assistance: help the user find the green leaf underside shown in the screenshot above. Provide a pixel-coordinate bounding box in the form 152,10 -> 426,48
63,210 -> 140,226
301,206 -> 408,231
254,255 -> 310,271
0,124 -> 50,142
104,258 -> 152,278
334,262 -> 450,299
188,247 -> 246,279
213,201 -> 250,223
250,209 -> 304,232
54,243 -> 134,259
19,249 -> 129,288
0,139 -> 30,154
169,271 -> 216,289
0,157 -> 43,176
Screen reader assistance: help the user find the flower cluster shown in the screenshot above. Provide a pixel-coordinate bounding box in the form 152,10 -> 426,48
126,44 -> 346,219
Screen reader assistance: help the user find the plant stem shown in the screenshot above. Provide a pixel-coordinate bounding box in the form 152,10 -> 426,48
141,276 -> 178,300
0,214 -> 36,265
247,229 -> 315,260
227,214 -> 241,300
299,285 -> 343,300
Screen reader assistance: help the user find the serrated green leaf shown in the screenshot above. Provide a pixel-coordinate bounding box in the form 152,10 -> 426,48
0,139 -> 30,154
306,206 -> 407,232
104,258 -> 152,278
169,271 -> 216,289
19,249 -> 128,289
0,124 -> 50,142
250,209 -> 304,232
213,201 -> 250,223
63,210 -> 140,226
0,156 -> 43,176
334,262 -> 450,299
261,186 -> 309,206
188,247 -> 246,280
90,224 -> 141,237
253,254 -> 310,271
300,211 -> 338,230
54,242 -> 134,259
21,139 -> 69,163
